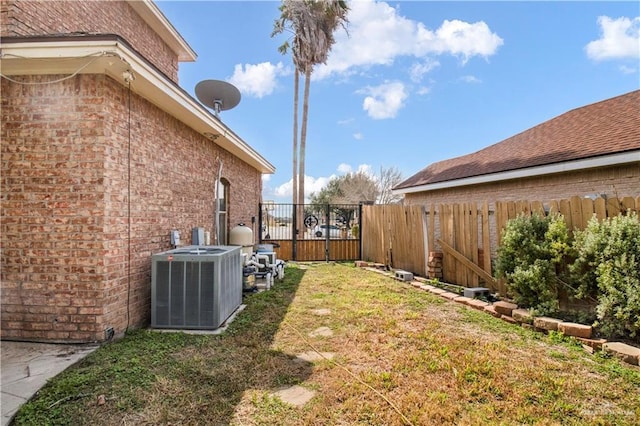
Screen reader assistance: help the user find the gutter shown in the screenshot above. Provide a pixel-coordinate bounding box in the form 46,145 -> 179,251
393,150 -> 640,195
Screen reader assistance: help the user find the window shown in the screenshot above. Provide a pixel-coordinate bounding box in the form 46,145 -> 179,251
216,179 -> 229,245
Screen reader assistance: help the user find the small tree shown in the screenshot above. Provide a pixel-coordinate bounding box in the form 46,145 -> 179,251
309,171 -> 377,230
309,171 -> 378,205
494,213 -> 572,315
377,166 -> 404,204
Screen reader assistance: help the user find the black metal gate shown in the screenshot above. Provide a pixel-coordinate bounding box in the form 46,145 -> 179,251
258,203 -> 362,261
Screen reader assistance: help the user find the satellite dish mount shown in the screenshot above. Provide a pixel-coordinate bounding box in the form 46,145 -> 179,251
195,79 -> 241,118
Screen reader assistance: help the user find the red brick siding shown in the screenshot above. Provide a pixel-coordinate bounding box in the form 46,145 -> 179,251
1,74 -> 263,342
403,165 -> 639,208
404,164 -> 640,258
1,74 -> 108,342
0,0 -> 180,82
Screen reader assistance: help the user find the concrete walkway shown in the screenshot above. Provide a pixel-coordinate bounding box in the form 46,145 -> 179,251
1,341 -> 99,426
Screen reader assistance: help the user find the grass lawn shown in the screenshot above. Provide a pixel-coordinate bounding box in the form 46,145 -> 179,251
12,263 -> 640,425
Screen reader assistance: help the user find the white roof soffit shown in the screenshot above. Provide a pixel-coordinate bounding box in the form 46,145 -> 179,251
393,151 -> 640,195
126,0 -> 196,62
0,39 -> 275,174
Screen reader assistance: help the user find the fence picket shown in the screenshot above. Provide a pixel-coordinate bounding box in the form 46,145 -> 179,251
580,198 -> 593,228
607,197 -> 621,217
482,201 -> 492,277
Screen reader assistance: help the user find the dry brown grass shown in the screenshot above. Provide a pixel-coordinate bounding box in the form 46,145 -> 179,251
13,262 -> 640,426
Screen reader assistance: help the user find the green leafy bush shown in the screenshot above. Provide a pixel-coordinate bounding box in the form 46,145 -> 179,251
571,211 -> 640,338
495,213 -> 572,315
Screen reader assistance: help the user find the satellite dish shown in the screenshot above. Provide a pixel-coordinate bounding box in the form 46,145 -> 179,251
195,79 -> 241,117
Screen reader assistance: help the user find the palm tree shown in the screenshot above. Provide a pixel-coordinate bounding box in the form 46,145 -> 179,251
273,0 -> 349,210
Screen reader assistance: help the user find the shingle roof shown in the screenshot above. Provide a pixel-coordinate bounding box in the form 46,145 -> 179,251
395,90 -> 640,190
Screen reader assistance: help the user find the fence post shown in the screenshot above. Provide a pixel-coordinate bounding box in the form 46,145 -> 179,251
258,203 -> 263,243
358,203 -> 363,261
324,204 -> 330,262
292,204 -> 298,260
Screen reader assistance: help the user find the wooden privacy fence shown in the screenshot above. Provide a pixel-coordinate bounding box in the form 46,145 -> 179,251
496,195 -> 640,240
361,204 -> 427,276
362,196 -> 639,295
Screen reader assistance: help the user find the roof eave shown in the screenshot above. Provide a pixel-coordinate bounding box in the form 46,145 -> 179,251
393,151 -> 640,195
126,0 -> 197,62
0,38 -> 275,174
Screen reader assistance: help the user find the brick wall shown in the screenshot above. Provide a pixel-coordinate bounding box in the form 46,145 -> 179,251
404,165 -> 639,209
1,74 -> 263,342
0,0 -> 180,82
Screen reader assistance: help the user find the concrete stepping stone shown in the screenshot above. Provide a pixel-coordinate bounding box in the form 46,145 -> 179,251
272,385 -> 316,407
308,326 -> 333,338
311,308 -> 331,316
295,351 -> 335,363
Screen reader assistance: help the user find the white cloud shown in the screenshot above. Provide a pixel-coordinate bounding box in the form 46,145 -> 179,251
619,65 -> 638,74
356,164 -> 375,177
417,86 -> 431,95
314,0 -> 503,79
272,175 -> 335,202
586,16 -> 640,61
353,132 -> 364,140
228,62 -> 288,98
360,81 -> 408,119
460,75 -> 481,83
262,174 -> 271,182
430,20 -> 504,64
409,59 -> 440,82
336,163 -> 374,176
337,163 -> 352,174
267,163 -> 376,202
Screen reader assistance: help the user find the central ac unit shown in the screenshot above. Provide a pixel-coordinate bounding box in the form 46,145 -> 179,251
151,245 -> 242,329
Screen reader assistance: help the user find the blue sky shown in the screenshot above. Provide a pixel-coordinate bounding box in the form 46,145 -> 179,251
156,0 -> 640,203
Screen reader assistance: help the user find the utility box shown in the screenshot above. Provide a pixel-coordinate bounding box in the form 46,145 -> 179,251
192,227 -> 205,245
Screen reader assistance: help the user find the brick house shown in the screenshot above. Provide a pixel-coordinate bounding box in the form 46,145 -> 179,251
0,0 -> 275,343
393,90 -> 639,284
394,90 -> 639,206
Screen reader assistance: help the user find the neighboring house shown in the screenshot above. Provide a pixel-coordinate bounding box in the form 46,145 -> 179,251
0,0 -> 275,343
395,90 -> 639,206
393,90 -> 639,285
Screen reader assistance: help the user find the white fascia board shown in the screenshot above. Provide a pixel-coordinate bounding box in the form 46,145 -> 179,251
393,151 -> 640,195
126,0 -> 197,62
0,40 -> 275,174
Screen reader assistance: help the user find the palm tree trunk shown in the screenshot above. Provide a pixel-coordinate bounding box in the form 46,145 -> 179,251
292,71 -> 299,206
298,67 -> 311,208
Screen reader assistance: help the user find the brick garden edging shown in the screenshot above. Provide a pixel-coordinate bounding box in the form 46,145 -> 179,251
356,263 -> 640,367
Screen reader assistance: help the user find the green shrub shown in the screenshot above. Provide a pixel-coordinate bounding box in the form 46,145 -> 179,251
495,213 -> 572,315
571,211 -> 640,338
